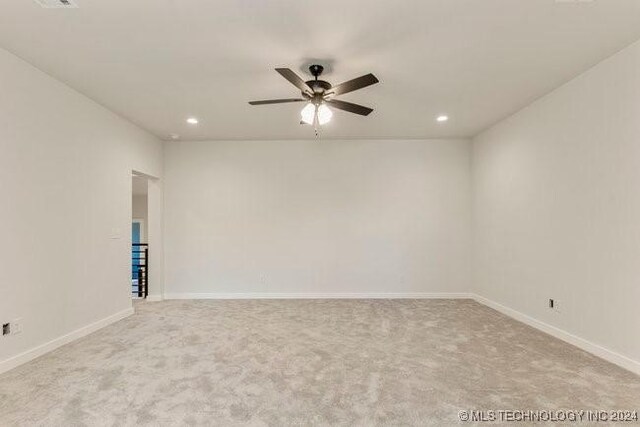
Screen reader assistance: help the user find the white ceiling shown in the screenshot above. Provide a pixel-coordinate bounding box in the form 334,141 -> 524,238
1,0 -> 640,141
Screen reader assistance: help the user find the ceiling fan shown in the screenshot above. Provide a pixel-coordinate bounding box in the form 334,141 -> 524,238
249,64 -> 379,127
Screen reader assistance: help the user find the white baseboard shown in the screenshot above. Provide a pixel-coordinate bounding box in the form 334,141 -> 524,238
472,294 -> 640,376
163,292 -> 473,300
4,294 -> 636,378
0,307 -> 134,375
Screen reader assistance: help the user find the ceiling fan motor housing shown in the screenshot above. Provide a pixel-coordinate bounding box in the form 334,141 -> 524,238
304,64 -> 332,96
305,80 -> 332,95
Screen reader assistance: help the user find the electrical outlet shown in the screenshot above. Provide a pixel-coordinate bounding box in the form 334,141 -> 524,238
11,318 -> 23,335
2,323 -> 10,336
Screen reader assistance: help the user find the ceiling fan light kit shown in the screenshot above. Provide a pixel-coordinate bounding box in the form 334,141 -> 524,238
300,103 -> 316,125
249,64 -> 379,130
316,104 -> 333,125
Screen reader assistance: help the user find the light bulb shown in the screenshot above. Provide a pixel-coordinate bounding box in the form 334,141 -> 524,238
317,104 -> 332,125
300,103 -> 315,125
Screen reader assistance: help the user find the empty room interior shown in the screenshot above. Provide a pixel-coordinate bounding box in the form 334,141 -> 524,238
2,0 -> 640,425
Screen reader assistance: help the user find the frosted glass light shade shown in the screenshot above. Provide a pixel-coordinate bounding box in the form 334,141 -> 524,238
300,103 -> 315,125
317,104 -> 333,125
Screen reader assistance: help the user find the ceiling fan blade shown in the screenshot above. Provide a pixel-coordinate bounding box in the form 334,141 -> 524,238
249,98 -> 306,105
275,68 -> 314,95
327,73 -> 379,96
326,99 -> 373,116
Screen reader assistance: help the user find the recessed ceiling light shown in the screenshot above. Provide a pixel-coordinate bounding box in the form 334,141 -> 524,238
436,115 -> 449,122
186,117 -> 199,125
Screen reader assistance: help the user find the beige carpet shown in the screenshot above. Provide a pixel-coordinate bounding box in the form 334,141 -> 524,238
0,299 -> 638,426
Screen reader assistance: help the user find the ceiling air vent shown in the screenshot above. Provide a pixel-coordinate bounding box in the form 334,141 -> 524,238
34,0 -> 78,8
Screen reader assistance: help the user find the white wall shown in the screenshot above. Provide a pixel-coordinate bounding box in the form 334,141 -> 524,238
132,194 -> 148,240
164,139 -> 471,297
0,47 -> 163,370
146,178 -> 164,299
132,195 -> 148,222
472,41 -> 640,370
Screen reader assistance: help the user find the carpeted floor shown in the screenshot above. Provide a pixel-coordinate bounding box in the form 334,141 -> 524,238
0,299 -> 638,426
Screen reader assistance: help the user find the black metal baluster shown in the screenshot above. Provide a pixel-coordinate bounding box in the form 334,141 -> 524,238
132,243 -> 149,299
144,246 -> 149,298
137,267 -> 143,298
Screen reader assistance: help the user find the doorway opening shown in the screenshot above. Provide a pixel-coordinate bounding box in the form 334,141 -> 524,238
132,175 -> 149,299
